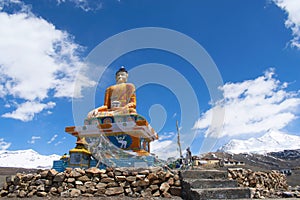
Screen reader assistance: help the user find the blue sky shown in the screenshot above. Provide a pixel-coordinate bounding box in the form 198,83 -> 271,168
0,0 -> 300,159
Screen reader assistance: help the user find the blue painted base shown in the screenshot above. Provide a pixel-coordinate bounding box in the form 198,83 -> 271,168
102,156 -> 156,168
52,160 -> 68,172
52,156 -> 156,171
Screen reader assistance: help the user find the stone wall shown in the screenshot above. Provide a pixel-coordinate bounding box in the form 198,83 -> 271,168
0,167 -> 181,198
228,168 -> 289,198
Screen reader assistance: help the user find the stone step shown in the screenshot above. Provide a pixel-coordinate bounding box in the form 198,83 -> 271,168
183,178 -> 238,189
190,187 -> 251,199
181,170 -> 227,179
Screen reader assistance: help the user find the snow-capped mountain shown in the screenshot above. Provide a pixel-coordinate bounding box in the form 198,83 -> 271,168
219,131 -> 300,154
0,149 -> 61,169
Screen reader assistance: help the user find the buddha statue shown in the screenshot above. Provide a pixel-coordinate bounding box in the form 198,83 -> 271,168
87,66 -> 137,118
66,66 -> 158,161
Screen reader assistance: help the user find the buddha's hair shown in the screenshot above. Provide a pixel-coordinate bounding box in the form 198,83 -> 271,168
116,66 -> 128,75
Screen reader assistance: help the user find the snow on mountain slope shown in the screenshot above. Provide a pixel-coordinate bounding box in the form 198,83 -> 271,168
219,131 -> 300,154
0,149 -> 60,169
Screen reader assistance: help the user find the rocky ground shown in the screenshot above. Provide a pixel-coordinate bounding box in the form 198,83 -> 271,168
0,168 -> 181,200
0,167 -> 38,188
1,167 -> 300,199
227,168 -> 300,198
1,156 -> 300,200
205,152 -> 300,187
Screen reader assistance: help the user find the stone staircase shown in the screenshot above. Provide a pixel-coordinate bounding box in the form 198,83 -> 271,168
181,169 -> 251,199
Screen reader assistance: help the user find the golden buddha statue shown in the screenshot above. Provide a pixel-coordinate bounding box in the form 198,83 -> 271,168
66,66 -> 158,161
88,66 -> 137,118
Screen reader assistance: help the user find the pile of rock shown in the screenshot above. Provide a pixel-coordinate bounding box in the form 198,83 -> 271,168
0,167 -> 181,198
283,186 -> 300,198
228,168 -> 289,198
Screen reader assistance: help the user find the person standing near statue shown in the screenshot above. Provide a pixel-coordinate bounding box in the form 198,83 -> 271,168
185,147 -> 192,165
88,66 -> 137,118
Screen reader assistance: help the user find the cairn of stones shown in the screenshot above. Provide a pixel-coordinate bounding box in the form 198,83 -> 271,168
0,167 -> 181,198
228,168 -> 290,198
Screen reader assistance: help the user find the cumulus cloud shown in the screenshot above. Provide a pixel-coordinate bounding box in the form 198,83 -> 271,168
47,134 -> 58,144
273,0 -> 300,48
150,132 -> 180,160
151,139 -> 178,160
2,101 -> 56,121
27,136 -> 41,144
0,138 -> 11,150
57,0 -> 103,11
193,68 -> 300,138
0,2 -> 96,121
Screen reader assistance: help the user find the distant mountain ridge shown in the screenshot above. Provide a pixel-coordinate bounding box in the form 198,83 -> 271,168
0,149 -> 60,169
219,131 -> 300,154
2,131 -> 300,169
268,149 -> 300,160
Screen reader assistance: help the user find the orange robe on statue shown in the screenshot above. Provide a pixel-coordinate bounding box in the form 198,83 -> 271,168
96,83 -> 137,117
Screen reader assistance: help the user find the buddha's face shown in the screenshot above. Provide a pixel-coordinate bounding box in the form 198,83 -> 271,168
116,71 -> 128,84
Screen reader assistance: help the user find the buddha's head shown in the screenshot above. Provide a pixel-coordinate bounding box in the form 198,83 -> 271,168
115,66 -> 128,84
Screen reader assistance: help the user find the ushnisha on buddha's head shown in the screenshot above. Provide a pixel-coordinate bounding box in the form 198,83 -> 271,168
115,66 -> 128,84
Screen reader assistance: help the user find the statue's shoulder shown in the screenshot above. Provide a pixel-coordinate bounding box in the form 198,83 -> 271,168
106,84 -> 116,90
104,86 -> 111,93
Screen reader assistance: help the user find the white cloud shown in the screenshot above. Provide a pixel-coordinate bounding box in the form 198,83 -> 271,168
158,132 -> 176,140
54,141 -> 63,146
0,85 -> 5,98
273,0 -> 300,48
27,136 -> 41,144
2,101 -> 56,121
0,0 -> 30,13
193,68 -> 300,138
53,136 -> 66,146
0,138 -> 11,150
150,131 -> 180,160
0,2 -> 96,121
47,134 -> 58,144
57,0 -> 103,11
151,139 -> 179,160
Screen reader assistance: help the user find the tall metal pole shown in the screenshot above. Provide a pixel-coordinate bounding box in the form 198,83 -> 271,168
176,120 -> 183,158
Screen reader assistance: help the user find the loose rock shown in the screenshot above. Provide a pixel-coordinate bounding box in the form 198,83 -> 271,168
0,166 -> 181,198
